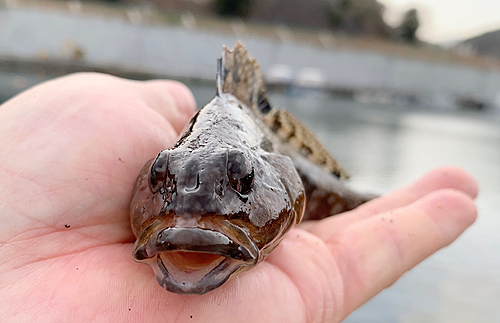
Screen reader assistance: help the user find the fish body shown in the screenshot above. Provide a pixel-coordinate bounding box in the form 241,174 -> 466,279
130,42 -> 373,294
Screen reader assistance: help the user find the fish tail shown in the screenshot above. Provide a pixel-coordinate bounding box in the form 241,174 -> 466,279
217,41 -> 272,115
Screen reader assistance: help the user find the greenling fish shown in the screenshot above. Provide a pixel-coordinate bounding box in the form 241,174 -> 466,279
130,42 -> 374,295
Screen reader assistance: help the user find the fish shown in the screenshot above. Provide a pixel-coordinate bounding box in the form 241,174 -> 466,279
129,42 -> 374,295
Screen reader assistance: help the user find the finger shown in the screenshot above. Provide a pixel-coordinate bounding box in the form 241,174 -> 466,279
301,166 -> 478,239
264,229 -> 345,323
328,189 -> 477,319
139,80 -> 197,134
361,166 -> 478,210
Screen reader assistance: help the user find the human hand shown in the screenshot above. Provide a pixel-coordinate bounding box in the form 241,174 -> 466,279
0,73 -> 477,322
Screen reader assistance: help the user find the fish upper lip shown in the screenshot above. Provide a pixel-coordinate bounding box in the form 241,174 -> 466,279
133,226 -> 259,264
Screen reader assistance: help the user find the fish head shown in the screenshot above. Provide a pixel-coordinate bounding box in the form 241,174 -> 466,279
129,106 -> 305,294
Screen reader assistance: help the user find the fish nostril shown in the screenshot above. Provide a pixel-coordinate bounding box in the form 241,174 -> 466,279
149,150 -> 170,193
216,178 -> 225,197
227,150 -> 254,195
184,172 -> 201,192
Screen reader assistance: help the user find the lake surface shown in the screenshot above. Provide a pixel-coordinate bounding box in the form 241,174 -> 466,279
190,84 -> 500,323
2,79 -> 499,322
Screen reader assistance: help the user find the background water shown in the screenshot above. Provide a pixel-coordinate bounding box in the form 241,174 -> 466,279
2,80 -> 499,322
190,83 -> 500,322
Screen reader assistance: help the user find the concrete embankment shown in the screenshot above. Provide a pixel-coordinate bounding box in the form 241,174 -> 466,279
1,4 -> 499,108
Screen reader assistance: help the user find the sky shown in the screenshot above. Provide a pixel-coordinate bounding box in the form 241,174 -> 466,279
378,0 -> 500,44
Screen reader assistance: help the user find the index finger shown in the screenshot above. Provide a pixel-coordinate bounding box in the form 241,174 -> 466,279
301,166 -> 478,240
332,188 -> 477,319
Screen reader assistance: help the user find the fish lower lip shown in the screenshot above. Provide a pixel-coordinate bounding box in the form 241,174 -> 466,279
156,252 -> 235,294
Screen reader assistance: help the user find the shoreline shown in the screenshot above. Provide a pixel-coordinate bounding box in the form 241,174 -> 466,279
1,2 -> 499,109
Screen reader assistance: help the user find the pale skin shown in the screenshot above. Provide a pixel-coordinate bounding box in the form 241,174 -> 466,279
0,73 -> 477,323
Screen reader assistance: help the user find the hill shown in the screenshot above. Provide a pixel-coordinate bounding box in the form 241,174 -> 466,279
459,29 -> 500,59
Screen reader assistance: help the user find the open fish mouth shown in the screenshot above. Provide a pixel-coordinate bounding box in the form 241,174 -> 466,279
133,226 -> 259,294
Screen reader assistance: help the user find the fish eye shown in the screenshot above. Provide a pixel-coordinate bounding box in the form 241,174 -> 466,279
227,150 -> 254,195
149,150 -> 170,193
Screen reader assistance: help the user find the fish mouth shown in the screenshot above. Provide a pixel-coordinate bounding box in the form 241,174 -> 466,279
133,223 -> 259,294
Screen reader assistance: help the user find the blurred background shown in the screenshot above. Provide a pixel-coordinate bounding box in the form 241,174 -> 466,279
0,0 -> 499,322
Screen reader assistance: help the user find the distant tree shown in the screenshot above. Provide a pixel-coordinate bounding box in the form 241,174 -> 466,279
214,0 -> 251,18
327,0 -> 350,30
328,8 -> 344,30
399,8 -> 419,43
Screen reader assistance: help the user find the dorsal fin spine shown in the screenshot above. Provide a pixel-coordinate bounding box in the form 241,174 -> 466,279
216,57 -> 223,97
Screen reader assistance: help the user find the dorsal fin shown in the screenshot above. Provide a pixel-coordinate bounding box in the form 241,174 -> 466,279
217,41 -> 272,115
217,42 -> 349,180
263,109 -> 350,179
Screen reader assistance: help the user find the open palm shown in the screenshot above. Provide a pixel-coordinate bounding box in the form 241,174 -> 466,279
0,74 -> 477,323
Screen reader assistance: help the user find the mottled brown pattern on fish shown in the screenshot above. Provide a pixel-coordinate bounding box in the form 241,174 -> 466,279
221,43 -> 268,113
263,109 -> 349,179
